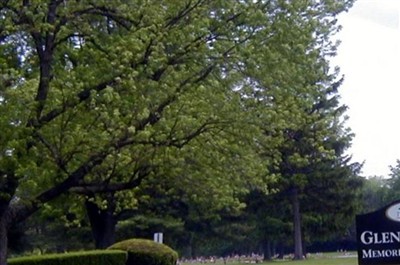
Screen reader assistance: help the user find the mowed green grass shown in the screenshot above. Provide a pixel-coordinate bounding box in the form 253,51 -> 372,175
268,253 -> 357,265
181,252 -> 358,265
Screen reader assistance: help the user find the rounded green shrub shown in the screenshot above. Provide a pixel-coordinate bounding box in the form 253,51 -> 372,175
108,238 -> 178,265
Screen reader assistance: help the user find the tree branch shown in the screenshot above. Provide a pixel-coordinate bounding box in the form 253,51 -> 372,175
69,165 -> 152,195
165,0 -> 206,28
28,78 -> 117,128
14,150 -> 108,223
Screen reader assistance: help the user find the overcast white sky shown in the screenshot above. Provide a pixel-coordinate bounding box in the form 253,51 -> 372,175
334,0 -> 400,177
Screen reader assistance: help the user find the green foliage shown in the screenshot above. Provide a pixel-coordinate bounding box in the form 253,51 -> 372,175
358,176 -> 388,214
0,0 -> 360,260
0,0 -> 273,222
108,238 -> 178,265
8,250 -> 127,265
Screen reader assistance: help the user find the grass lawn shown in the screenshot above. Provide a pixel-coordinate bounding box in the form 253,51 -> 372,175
181,252 -> 358,265
267,253 -> 357,265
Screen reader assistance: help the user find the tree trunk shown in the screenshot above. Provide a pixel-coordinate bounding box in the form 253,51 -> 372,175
188,232 -> 196,258
262,240 -> 272,261
292,187 -> 304,260
0,217 -> 8,265
276,243 -> 284,259
0,173 -> 17,265
85,197 -> 117,249
0,208 -> 11,265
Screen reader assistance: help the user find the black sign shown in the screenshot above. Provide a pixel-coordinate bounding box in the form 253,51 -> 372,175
356,200 -> 400,265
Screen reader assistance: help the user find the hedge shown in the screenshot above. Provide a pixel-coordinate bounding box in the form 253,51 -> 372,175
8,250 -> 127,265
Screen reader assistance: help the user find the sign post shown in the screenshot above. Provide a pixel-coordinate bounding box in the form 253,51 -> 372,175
154,232 -> 163,244
356,200 -> 400,265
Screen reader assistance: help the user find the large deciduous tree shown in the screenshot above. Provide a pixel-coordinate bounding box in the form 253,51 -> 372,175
0,1 -> 273,263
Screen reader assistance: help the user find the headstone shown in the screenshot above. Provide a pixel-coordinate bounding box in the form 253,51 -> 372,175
356,200 -> 400,265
